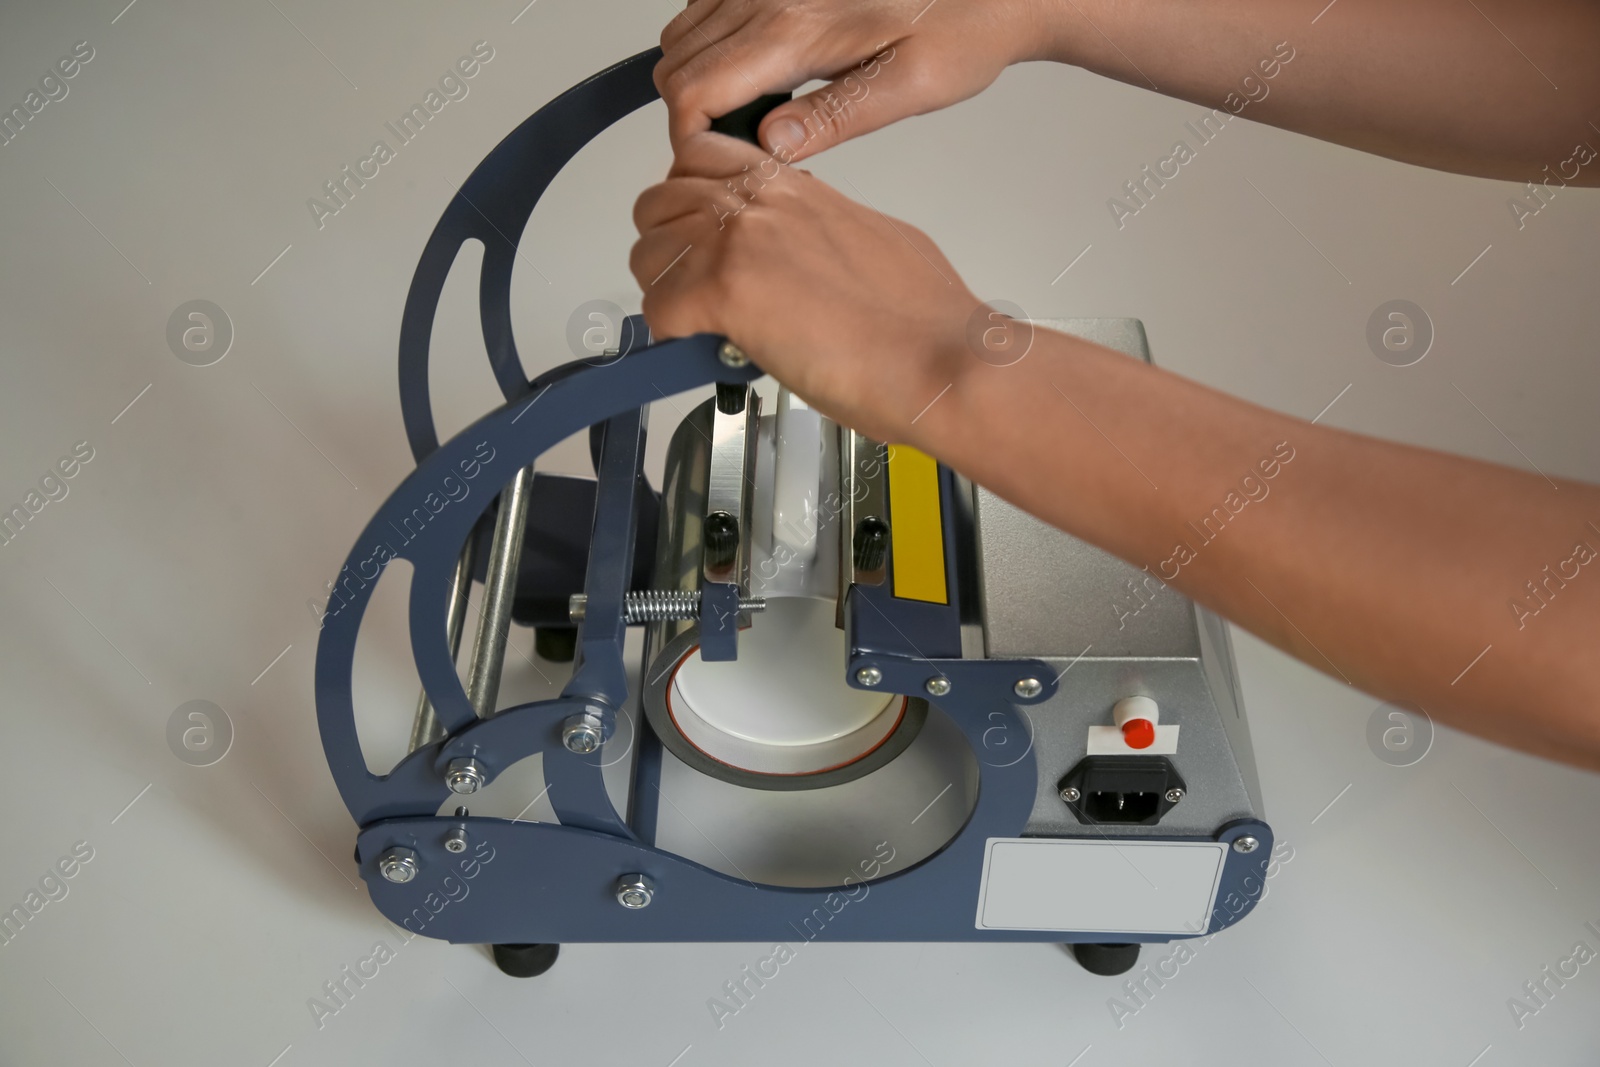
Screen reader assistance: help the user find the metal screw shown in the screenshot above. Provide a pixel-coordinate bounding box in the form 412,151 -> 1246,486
615,874 -> 654,909
924,676 -> 951,697
444,827 -> 469,854
1232,836 -> 1260,854
378,847 -> 419,884
1059,786 -> 1081,803
718,340 -> 749,368
1013,677 -> 1043,699
856,666 -> 883,687
444,758 -> 485,795
562,712 -> 604,754
1165,788 -> 1185,804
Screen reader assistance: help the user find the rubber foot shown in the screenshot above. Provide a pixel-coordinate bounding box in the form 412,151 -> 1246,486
491,942 -> 560,978
1071,942 -> 1141,976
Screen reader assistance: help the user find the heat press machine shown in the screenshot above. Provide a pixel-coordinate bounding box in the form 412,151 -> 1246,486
313,47 -> 1273,980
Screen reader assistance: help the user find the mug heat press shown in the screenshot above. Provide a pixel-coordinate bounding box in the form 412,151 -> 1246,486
313,47 -> 1273,980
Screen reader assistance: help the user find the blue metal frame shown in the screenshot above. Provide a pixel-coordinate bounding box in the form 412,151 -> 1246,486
396,47 -> 663,464
313,46 -> 1274,946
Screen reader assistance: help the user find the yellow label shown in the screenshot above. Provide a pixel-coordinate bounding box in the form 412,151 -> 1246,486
886,444 -> 948,603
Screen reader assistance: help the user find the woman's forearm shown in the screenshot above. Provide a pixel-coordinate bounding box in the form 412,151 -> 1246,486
629,110 -> 1600,768
1028,0 -> 1600,184
912,327 -> 1600,768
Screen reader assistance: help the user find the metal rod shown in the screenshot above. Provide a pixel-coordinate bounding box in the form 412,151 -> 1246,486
407,537 -> 477,751
465,465 -> 534,718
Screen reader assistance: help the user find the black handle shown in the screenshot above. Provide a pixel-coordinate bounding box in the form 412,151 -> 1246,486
709,92 -> 792,146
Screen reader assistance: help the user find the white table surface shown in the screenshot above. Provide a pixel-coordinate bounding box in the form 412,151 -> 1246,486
2,2 -> 1598,1064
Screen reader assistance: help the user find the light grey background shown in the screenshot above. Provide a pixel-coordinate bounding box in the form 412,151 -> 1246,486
2,1 -> 1598,1065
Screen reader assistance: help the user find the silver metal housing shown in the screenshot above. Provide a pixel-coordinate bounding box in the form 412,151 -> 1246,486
973,319 -> 1265,836
637,320 -> 1264,831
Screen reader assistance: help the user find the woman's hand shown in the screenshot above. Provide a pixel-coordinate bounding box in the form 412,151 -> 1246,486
655,0 -> 1051,162
629,131 -> 982,445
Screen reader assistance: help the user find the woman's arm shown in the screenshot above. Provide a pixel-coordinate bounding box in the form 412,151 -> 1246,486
657,0 -> 1600,183
923,320 -> 1600,770
631,132 -> 1600,769
1030,0 -> 1600,184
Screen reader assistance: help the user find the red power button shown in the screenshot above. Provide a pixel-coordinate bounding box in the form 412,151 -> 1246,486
1121,718 -> 1156,749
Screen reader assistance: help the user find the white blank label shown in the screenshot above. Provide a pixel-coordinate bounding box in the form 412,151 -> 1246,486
975,838 -> 1226,934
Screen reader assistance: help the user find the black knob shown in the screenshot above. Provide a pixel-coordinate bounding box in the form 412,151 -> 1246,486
710,93 -> 793,146
704,510 -> 739,571
853,516 -> 889,571
715,381 -> 747,415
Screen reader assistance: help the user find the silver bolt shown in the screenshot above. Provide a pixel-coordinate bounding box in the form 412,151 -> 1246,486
1165,788 -> 1185,804
378,847 -> 419,884
615,874 -> 654,909
562,712 -> 604,754
1059,786 -> 1081,803
718,340 -> 749,368
924,676 -> 951,697
1013,677 -> 1044,699
855,666 -> 883,687
444,827 -> 469,854
444,758 -> 485,795
1232,836 -> 1260,854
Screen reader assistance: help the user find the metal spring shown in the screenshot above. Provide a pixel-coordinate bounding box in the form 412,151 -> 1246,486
568,590 -> 767,623
623,589 -> 701,623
